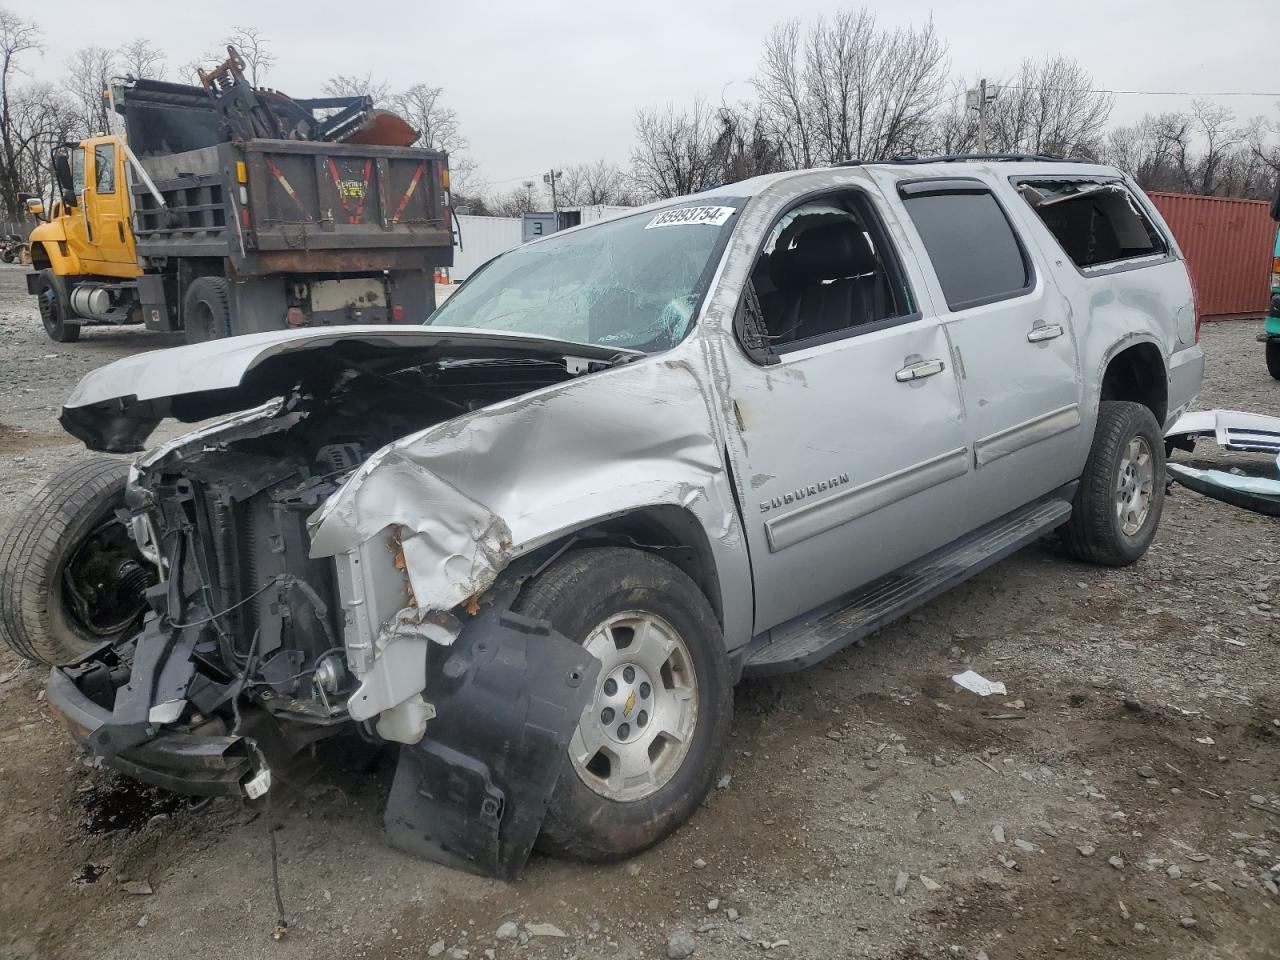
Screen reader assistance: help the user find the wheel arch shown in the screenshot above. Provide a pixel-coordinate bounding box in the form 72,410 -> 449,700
1097,338 -> 1168,429
527,504 -> 729,634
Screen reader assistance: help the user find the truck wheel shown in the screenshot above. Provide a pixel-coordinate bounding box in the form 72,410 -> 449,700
0,458 -> 155,666
1267,341 -> 1280,380
183,277 -> 232,343
513,547 -> 732,862
35,269 -> 80,343
1060,401 -> 1165,567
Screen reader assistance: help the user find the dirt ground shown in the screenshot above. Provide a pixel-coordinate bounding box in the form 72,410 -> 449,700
0,262 -> 1277,960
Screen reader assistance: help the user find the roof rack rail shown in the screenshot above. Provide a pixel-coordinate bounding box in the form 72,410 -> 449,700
834,153 -> 1090,167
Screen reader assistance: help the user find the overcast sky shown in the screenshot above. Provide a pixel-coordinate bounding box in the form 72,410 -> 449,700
21,0 -> 1280,191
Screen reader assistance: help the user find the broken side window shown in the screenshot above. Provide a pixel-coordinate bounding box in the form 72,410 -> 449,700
1019,180 -> 1167,270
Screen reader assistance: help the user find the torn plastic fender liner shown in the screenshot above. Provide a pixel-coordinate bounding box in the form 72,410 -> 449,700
384,585 -> 600,879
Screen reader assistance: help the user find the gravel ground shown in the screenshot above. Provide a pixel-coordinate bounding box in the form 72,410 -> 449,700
0,262 -> 1278,960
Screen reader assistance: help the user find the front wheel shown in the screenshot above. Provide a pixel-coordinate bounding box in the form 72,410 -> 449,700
1267,341 -> 1280,380
514,547 -> 732,862
35,269 -> 79,343
1060,400 -> 1165,566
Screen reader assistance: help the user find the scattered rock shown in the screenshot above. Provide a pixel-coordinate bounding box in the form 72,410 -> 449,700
445,948 -> 469,960
707,898 -> 720,912
693,858 -> 707,870
495,922 -> 519,941
1166,864 -> 1182,879
894,872 -> 909,896
1180,917 -> 1197,929
931,755 -> 947,767
1108,856 -> 1125,870
1123,697 -> 1144,712
136,915 -> 148,929
1077,844 -> 1096,857
919,875 -> 942,892
524,923 -> 567,938
1037,822 -> 1059,838
427,944 -> 445,959
950,789 -> 967,807
1014,840 -> 1037,853
1136,766 -> 1157,779
716,774 -> 732,790
120,880 -> 152,896
726,908 -> 740,922
666,930 -> 696,959
626,861 -> 642,877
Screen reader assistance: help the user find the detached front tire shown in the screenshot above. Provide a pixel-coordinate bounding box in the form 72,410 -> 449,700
1060,400 -> 1165,566
0,458 -> 154,665
514,547 -> 732,862
35,268 -> 80,343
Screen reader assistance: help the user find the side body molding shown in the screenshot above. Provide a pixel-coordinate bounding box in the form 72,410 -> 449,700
764,447 -> 970,552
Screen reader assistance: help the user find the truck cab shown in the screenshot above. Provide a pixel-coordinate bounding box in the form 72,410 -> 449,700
26,136 -> 144,341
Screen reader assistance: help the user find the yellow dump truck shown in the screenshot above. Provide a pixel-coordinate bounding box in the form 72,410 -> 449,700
25,49 -> 452,343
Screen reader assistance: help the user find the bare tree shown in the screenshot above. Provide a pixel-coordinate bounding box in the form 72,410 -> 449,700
631,99 -> 724,199
710,101 -> 786,183
324,73 -> 391,106
226,25 -> 273,87
557,158 -> 634,206
9,81 -> 77,206
489,182 -> 542,218
980,57 -> 1113,157
0,8 -> 41,219
118,38 -> 166,80
391,83 -> 464,153
752,9 -> 949,165
63,46 -> 117,138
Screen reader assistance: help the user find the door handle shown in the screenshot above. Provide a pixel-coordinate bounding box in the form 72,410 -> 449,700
1027,323 -> 1064,343
895,358 -> 946,382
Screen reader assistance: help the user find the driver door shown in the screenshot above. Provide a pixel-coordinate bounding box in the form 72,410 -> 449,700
717,187 -> 974,632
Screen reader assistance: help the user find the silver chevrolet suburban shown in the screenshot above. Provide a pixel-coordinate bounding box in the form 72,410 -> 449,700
0,156 -> 1204,877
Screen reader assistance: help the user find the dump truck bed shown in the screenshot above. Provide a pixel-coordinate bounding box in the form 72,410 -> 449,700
131,139 -> 452,276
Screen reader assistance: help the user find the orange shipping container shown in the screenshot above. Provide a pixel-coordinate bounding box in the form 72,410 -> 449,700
1147,192 -> 1275,321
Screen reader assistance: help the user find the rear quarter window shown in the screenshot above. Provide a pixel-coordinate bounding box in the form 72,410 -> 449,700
1018,180 -> 1167,270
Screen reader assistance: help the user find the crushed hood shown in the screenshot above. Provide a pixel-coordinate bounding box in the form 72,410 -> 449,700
60,325 -> 639,453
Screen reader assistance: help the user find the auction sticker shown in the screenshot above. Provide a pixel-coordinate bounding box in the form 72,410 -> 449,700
645,205 -> 737,229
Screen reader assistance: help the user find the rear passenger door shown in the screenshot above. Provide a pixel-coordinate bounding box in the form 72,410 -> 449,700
894,178 -> 1084,527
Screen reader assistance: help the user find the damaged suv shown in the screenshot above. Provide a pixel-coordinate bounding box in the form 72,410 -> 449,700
1,157 -> 1204,878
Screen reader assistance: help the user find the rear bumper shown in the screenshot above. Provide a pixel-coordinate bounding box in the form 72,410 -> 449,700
46,667 -> 254,797
1166,344 -> 1205,430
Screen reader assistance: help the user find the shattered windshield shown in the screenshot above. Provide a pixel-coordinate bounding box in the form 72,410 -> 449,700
426,200 -> 743,352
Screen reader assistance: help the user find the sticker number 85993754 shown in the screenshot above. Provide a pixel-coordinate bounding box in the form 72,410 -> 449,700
644,205 -> 737,229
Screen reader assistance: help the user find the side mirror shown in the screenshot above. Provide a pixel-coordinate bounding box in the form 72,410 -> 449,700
52,151 -> 77,208
24,197 -> 44,218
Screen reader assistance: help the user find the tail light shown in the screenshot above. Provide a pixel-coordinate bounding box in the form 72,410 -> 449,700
1188,269 -> 1201,343
392,304 -> 405,322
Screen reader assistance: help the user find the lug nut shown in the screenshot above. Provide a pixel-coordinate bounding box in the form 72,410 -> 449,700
639,682 -> 651,698
603,678 -> 617,696
623,665 -> 635,683
637,710 -> 648,728
601,707 -> 615,724
617,722 -> 630,740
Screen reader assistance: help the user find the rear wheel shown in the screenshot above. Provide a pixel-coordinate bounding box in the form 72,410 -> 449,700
514,547 -> 732,862
182,277 -> 232,343
1060,401 -> 1165,566
35,268 -> 80,343
0,458 -> 155,665
1267,341 -> 1280,380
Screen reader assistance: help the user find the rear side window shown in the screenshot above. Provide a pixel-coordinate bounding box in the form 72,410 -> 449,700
900,185 -> 1031,310
1018,180 -> 1166,269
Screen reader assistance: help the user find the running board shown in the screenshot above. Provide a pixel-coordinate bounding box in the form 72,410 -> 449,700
742,497 -> 1073,678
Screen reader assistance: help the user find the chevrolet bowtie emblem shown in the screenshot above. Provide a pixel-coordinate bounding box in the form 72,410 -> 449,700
623,690 -> 637,717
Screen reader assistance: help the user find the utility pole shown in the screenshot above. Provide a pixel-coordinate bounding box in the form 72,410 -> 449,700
543,169 -> 562,214
977,77 -> 988,154
522,180 -> 535,212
